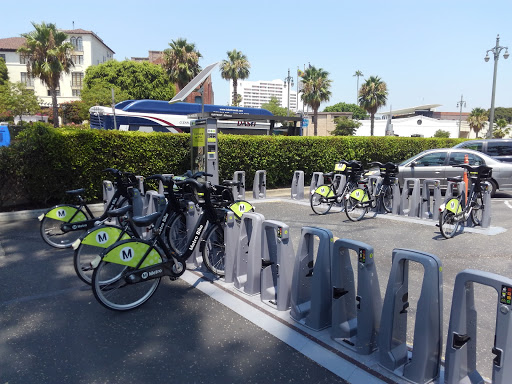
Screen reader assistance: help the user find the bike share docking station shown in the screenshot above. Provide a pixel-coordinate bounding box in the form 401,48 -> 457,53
191,118 -> 219,185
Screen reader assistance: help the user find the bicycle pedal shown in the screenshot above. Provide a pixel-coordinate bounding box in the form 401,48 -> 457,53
169,276 -> 179,281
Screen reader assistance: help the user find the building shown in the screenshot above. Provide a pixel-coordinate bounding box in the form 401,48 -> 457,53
231,79 -> 298,112
0,29 -> 115,105
302,111 -> 353,137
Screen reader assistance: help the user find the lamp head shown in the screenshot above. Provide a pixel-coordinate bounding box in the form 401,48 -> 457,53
484,54 -> 490,62
504,50 -> 510,59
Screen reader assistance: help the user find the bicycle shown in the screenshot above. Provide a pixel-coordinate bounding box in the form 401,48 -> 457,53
310,160 -> 362,215
91,178 -> 236,311
38,168 -> 138,248
438,164 -> 492,239
344,161 -> 399,222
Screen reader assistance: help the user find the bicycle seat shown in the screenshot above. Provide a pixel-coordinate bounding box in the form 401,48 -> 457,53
222,180 -> 240,187
66,188 -> 85,195
106,205 -> 132,218
447,176 -> 463,183
323,172 -> 335,178
131,211 -> 161,227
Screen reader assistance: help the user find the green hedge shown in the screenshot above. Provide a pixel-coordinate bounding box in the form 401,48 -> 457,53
0,124 -> 465,209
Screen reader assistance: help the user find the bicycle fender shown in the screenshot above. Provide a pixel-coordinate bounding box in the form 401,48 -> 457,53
229,200 -> 254,219
445,198 -> 462,214
43,205 -> 87,222
79,226 -> 130,248
314,185 -> 335,197
350,188 -> 369,202
101,240 -> 162,268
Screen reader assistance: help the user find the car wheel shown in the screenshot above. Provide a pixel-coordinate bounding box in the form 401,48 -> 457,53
489,179 -> 497,197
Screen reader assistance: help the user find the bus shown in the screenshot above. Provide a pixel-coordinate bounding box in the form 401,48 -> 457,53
89,100 -> 274,134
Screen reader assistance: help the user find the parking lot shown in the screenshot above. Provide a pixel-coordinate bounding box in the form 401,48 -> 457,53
1,191 -> 511,383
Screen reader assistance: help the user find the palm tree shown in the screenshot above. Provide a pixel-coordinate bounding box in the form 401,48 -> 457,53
220,49 -> 250,105
358,76 -> 388,136
300,66 -> 332,136
163,38 -> 202,92
494,118 -> 511,138
467,108 -> 488,138
353,70 -> 364,104
18,22 -> 74,127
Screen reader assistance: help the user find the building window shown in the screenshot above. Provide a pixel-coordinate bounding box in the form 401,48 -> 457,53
0,54 -> 5,62
47,89 -> 61,97
20,72 -> 34,87
70,36 -> 83,51
71,55 -> 83,65
20,54 -> 29,64
72,89 -> 81,97
71,72 -> 84,88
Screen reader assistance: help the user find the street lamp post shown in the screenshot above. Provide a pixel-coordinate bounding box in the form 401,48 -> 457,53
484,34 -> 509,138
284,68 -> 294,116
457,95 -> 466,138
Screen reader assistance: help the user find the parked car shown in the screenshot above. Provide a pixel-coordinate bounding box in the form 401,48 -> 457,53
453,139 -> 512,163
395,148 -> 512,196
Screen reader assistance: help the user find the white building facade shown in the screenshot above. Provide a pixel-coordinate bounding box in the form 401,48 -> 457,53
230,79 -> 299,112
0,29 -> 114,106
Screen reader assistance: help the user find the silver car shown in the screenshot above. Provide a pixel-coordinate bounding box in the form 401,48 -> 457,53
397,148 -> 512,196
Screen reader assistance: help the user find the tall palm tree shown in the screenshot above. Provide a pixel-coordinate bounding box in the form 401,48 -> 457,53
353,70 -> 363,104
163,38 -> 202,92
358,76 -> 388,136
18,22 -> 74,127
467,107 -> 489,138
300,66 -> 332,136
220,49 -> 250,105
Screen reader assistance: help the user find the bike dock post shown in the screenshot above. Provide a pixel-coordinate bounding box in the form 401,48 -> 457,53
481,181 -> 492,228
135,175 -> 145,195
252,170 -> 267,199
186,201 -> 202,269
157,174 -> 174,195
421,179 -> 442,220
368,176 -> 383,212
142,191 -> 166,216
290,226 -> 333,331
291,171 -> 305,200
330,239 -> 382,355
234,212 -> 265,295
333,174 -> 346,195
446,180 -> 466,201
260,221 -> 295,311
444,269 -> 512,384
102,180 -> 114,211
309,172 -> 324,195
378,249 -> 443,384
391,178 -> 401,215
233,171 -> 246,200
399,178 -> 421,217
223,210 -> 238,284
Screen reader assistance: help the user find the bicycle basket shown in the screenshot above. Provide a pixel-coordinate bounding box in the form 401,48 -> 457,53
478,166 -> 492,180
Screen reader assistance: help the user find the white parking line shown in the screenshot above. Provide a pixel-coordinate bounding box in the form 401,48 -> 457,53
505,201 -> 512,209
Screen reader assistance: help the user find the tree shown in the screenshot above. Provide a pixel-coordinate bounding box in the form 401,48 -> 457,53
467,107 -> 488,138
18,22 -> 74,127
433,129 -> 450,138
80,83 -> 131,111
163,38 -> 202,92
493,107 -> 512,124
330,116 -> 362,136
353,70 -> 363,103
83,60 -> 175,101
0,57 -> 8,86
61,100 -> 88,124
323,102 -> 368,120
0,81 -> 40,123
493,118 -> 511,138
220,49 -> 250,105
261,96 -> 289,116
300,66 -> 332,136
358,75 -> 388,136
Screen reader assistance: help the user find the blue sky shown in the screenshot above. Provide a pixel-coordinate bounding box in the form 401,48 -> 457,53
2,0 -> 511,113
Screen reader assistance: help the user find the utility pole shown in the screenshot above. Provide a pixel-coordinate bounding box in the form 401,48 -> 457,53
457,95 -> 466,138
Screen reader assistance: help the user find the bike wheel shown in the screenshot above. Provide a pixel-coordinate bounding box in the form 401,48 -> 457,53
74,244 -> 102,285
344,196 -> 367,222
92,260 -> 160,311
470,193 -> 484,226
439,210 -> 459,239
166,212 -> 188,255
310,189 -> 334,215
40,207 -> 87,249
382,186 -> 394,213
202,223 -> 225,277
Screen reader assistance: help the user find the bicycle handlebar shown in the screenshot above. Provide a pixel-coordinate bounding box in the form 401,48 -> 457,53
453,164 -> 492,178
174,178 -> 207,192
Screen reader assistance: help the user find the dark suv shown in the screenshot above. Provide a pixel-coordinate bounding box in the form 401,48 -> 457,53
454,139 -> 512,163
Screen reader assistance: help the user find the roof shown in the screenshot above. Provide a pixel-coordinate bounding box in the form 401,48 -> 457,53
378,104 -> 442,116
60,29 -> 115,54
0,37 -> 26,51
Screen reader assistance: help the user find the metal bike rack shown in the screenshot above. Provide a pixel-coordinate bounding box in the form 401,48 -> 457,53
421,179 -> 442,220
368,176 -> 384,213
330,239 -> 382,355
252,170 -> 267,199
102,180 -> 115,211
223,210 -> 238,284
233,171 -> 246,200
260,220 -> 295,311
391,178 -> 401,215
309,172 -> 324,195
481,181 -> 492,228
157,174 -> 174,195
378,248 -> 443,384
186,201 -> 202,269
130,187 -> 146,238
445,180 -> 466,201
135,175 -> 145,195
291,170 -> 305,200
234,212 -> 265,295
444,269 -> 512,384
399,178 -> 421,217
333,174 -> 346,195
290,226 -> 334,331
142,191 -> 166,216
